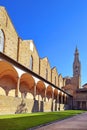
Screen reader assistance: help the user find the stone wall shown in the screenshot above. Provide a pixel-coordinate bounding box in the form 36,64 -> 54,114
0,95 -> 67,114
71,76 -> 80,89
58,74 -> 64,88
18,40 -> 40,74
0,7 -> 18,60
51,67 -> 59,87
40,57 -> 51,82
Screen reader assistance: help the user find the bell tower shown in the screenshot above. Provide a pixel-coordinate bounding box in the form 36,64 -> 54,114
73,47 -> 81,77
73,47 -> 81,88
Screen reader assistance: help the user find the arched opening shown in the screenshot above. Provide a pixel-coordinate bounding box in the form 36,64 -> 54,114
46,86 -> 53,101
54,89 -> 58,111
54,89 -> 58,101
0,61 -> 18,96
19,73 -> 35,99
63,94 -> 65,104
0,29 -> 4,52
59,92 -> 62,104
65,96 -> 68,104
36,81 -> 46,101
36,81 -> 46,112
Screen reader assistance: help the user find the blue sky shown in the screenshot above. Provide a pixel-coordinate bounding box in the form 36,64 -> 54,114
0,0 -> 87,85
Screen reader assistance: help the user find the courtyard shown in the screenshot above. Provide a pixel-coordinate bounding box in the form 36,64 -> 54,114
0,110 -> 85,130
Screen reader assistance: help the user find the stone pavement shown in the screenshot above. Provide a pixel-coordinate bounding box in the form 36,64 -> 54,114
33,112 -> 87,130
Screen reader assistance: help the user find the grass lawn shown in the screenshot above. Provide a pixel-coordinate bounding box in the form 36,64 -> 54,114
0,110 -> 85,130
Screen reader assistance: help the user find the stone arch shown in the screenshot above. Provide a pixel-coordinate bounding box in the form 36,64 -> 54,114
0,61 -> 18,96
46,85 -> 53,100
54,88 -> 58,111
63,94 -> 65,104
19,73 -> 35,99
36,81 -> 46,101
54,89 -> 58,100
59,92 -> 62,104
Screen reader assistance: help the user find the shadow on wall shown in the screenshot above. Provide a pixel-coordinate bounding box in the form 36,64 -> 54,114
55,101 -> 58,111
15,99 -> 28,114
15,99 -> 68,114
51,101 -> 53,111
32,100 -> 39,112
32,100 -> 44,112
40,101 -> 44,112
64,104 -> 70,110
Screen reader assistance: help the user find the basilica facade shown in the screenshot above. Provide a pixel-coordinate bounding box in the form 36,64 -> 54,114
0,6 -> 86,114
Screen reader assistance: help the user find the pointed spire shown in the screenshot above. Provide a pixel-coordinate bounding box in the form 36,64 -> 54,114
75,46 -> 79,55
73,46 -> 80,75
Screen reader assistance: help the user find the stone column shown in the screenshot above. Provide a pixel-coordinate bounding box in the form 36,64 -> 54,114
52,92 -> 54,111
61,95 -> 63,104
38,94 -> 41,112
38,94 -> 40,101
44,89 -> 46,102
34,85 -> 36,100
64,96 -> 66,104
52,92 -> 54,101
57,95 -> 59,103
15,77 -> 20,97
57,95 -> 60,111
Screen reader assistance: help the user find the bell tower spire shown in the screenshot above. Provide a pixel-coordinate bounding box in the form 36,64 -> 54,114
73,47 -> 81,77
73,47 -> 81,88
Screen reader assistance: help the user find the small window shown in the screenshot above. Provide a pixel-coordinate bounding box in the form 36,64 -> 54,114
55,76 -> 56,85
0,29 -> 4,52
30,42 -> 34,51
29,55 -> 33,70
46,68 -> 48,80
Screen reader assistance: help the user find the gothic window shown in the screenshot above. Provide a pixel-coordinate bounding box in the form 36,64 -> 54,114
55,76 -> 56,85
0,29 -> 4,52
29,55 -> 33,70
46,68 -> 48,80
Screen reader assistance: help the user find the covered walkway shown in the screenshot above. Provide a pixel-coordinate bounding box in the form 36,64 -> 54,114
0,53 -> 73,114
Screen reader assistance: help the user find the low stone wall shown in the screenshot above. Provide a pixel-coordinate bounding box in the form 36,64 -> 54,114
0,95 -> 22,114
59,104 -> 65,111
0,95 -> 67,114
